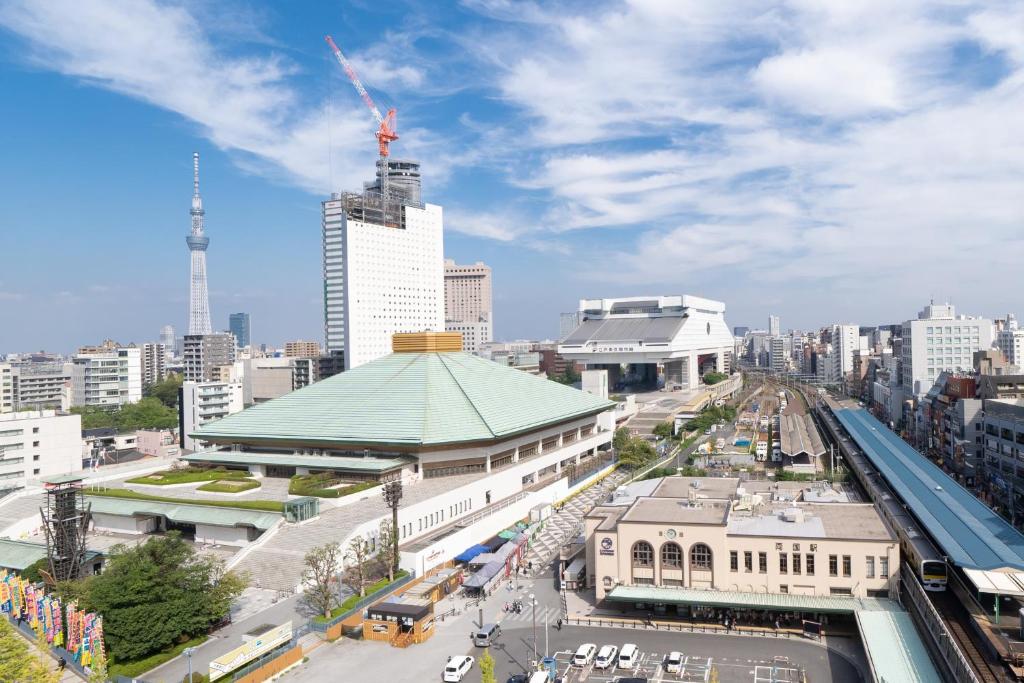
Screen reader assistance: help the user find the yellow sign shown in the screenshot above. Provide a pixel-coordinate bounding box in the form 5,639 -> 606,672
209,621 -> 293,681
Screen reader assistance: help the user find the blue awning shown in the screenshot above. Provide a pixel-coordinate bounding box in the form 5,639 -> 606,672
454,544 -> 489,563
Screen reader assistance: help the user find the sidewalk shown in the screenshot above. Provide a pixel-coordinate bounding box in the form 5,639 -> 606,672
6,616 -> 84,682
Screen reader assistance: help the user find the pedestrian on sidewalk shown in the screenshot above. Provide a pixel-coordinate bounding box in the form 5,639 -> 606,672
58,657 -> 66,671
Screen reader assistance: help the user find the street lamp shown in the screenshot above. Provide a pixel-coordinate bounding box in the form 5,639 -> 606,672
529,593 -> 538,664
183,647 -> 197,683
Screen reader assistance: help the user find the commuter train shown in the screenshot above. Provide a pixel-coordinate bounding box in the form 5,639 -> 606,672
815,396 -> 949,591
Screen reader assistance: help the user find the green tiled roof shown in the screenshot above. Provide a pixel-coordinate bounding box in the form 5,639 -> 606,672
0,539 -> 102,571
193,352 -> 614,447
86,496 -> 281,529
607,585 -> 897,614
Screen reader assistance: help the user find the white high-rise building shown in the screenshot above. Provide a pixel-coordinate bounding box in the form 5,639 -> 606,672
141,343 -> 167,386
768,314 -> 780,337
830,324 -> 861,381
70,347 -> 142,408
901,302 -> 994,396
997,315 -> 1024,366
0,364 -> 13,414
322,160 -> 444,369
181,381 -> 243,451
444,260 -> 493,354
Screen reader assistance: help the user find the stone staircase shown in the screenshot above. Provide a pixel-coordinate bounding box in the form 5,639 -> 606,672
523,470 -> 629,575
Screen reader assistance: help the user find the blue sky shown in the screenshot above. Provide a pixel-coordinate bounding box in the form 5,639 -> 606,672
1,0 -> 1022,353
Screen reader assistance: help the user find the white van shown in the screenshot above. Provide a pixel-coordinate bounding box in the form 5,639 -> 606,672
594,644 -> 619,669
617,643 -> 639,669
572,643 -> 597,666
527,673 -> 550,683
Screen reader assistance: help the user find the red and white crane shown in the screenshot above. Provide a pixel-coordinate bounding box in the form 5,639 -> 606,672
325,35 -> 398,159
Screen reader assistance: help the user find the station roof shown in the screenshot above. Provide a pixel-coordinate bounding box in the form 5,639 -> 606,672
606,585 -> 894,613
780,413 -> 825,458
193,351 -> 612,448
562,317 -> 685,346
85,496 -> 281,530
184,450 -> 408,473
856,611 -> 942,683
833,405 -> 1024,572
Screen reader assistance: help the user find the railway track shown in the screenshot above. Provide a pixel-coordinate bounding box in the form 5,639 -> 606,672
929,590 -> 1004,683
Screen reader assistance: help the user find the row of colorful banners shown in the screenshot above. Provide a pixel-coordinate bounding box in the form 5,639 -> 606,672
0,569 -> 105,666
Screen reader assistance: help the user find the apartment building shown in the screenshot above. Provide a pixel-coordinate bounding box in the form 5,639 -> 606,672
141,342 -> 167,386
70,347 -> 142,408
0,410 -> 81,490
284,340 -> 321,358
182,333 -> 236,382
180,381 -> 244,451
981,399 -> 1024,527
0,364 -> 12,413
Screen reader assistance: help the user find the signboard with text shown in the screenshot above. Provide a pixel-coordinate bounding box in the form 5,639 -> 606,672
209,621 -> 293,681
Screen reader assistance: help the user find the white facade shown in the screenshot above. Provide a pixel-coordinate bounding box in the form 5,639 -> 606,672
323,199 -> 445,369
445,320 -> 492,355
181,381 -> 243,451
141,342 -> 167,386
831,324 -> 861,381
0,410 -> 81,489
901,303 -> 994,396
11,363 -> 72,411
444,260 -> 492,324
560,312 -> 582,341
768,337 -> 787,373
768,314 -> 780,337
70,347 -> 142,408
0,364 -> 12,414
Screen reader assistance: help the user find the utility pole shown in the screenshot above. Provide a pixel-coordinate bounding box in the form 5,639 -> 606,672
530,593 -> 538,664
383,480 -> 403,579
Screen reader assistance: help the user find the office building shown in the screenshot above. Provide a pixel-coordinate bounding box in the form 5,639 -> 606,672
0,365 -> 12,414
229,313 -> 251,349
160,325 -> 177,358
187,152 -> 213,336
182,333 -> 236,383
284,340 -> 321,358
0,410 -> 81,490
322,160 -> 444,368
901,302 -> 994,396
70,347 -> 142,408
11,362 -> 71,411
769,337 -> 787,374
141,343 -> 167,386
768,315 -> 780,337
830,324 -> 862,383
180,380 -> 244,451
585,477 -> 897,601
997,316 -> 1024,366
444,260 -> 493,354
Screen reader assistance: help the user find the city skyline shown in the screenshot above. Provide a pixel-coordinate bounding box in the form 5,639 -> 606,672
1,1 -> 1022,353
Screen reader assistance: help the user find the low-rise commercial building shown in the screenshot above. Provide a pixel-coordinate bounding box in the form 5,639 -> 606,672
0,410 -> 81,490
586,477 -> 898,604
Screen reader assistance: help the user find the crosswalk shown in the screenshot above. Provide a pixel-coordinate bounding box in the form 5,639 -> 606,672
497,604 -> 563,626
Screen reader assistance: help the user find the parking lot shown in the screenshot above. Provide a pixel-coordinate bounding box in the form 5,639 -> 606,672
488,624 -> 864,682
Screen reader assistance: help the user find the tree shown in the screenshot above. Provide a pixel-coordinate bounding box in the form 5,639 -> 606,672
71,397 -> 178,431
145,373 -> 183,409
302,542 -> 342,619
377,520 -> 399,583
342,536 -> 371,598
617,438 -> 656,469
73,533 -> 244,662
652,422 -> 674,439
612,427 -> 631,451
88,648 -> 109,683
479,648 -> 496,683
0,619 -> 57,683
703,372 -> 728,385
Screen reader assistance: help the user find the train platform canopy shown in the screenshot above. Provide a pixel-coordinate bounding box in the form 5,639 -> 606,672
832,405 -> 1024,574
606,585 -> 895,614
855,610 -> 942,683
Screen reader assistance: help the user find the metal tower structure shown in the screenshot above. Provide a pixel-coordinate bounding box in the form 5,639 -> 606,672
39,475 -> 91,583
187,152 -> 212,335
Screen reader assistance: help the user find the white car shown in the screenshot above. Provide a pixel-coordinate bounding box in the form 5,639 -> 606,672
572,643 -> 597,667
594,644 -> 619,669
443,655 -> 475,682
665,651 -> 683,674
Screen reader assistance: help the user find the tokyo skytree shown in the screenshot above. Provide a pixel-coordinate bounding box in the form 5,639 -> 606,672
186,152 -> 212,335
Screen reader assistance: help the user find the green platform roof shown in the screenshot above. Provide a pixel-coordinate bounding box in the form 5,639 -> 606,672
193,351 -> 614,448
607,585 -> 896,614
856,610 -> 942,683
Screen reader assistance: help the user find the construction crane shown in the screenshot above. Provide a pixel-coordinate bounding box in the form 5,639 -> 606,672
325,35 -> 398,159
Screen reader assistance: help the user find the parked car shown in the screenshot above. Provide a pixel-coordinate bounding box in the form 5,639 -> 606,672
665,651 -> 683,674
594,644 -> 619,669
572,643 -> 597,666
617,643 -> 639,669
443,655 -> 475,682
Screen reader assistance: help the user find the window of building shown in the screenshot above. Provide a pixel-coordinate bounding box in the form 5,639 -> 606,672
806,554 -> 815,576
793,553 -> 801,575
661,542 -> 682,569
730,551 -> 738,572
829,555 -> 838,577
842,555 -> 852,577
632,541 -> 654,568
880,557 -> 889,579
758,552 -> 767,574
32,455 -> 39,461
744,551 -> 753,573
779,553 -> 788,574
690,543 -> 712,570
866,557 -> 875,579
830,587 -> 852,596
779,584 -> 788,594
32,427 -> 39,434
33,468 -> 39,475
32,441 -> 39,448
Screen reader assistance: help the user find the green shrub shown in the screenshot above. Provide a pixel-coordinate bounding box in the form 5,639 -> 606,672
86,487 -> 283,512
196,479 -> 261,493
108,635 -> 208,678
289,474 -> 379,499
